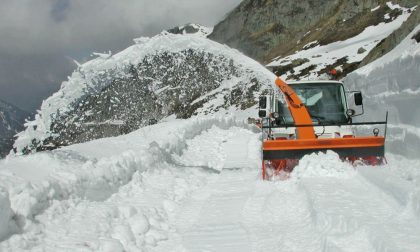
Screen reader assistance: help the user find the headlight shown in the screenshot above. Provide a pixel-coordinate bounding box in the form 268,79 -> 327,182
272,112 -> 279,118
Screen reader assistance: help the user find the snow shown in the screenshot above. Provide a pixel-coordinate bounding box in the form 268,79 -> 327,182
344,24 -> 420,159
0,117 -> 258,250
2,115 -> 420,251
267,5 -> 415,79
1,9 -> 420,252
291,151 -> 356,179
386,1 -> 403,10
371,5 -> 381,12
92,51 -> 112,59
13,26 -> 274,153
0,188 -> 18,241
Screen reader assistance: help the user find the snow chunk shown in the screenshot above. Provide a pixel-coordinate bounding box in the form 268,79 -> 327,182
0,188 -> 18,241
302,40 -> 319,50
92,51 -> 112,59
371,5 -> 381,12
386,1 -> 402,10
133,36 -> 150,45
291,151 -> 355,179
130,213 -> 150,235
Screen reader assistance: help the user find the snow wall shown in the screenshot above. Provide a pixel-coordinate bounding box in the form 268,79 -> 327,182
344,25 -> 420,159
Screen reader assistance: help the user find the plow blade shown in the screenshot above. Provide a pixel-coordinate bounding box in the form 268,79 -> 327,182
263,136 -> 385,159
262,136 -> 385,180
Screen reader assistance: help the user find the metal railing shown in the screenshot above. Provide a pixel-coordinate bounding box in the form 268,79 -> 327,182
261,112 -> 388,138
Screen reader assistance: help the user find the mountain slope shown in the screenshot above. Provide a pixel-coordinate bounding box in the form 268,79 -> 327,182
0,100 -> 29,157
14,28 -> 275,154
359,4 -> 420,66
267,3 -> 415,80
210,0 -> 418,64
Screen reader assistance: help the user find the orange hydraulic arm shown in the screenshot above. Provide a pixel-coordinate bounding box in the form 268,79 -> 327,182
274,78 -> 316,139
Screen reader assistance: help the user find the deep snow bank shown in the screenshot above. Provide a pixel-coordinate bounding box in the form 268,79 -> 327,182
0,116 -> 259,250
2,115 -> 420,251
344,24 -> 420,158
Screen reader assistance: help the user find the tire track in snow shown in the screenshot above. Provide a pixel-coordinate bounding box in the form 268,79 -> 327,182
298,170 -> 420,252
242,180 -> 322,252
169,125 -> 261,251
179,170 -> 255,252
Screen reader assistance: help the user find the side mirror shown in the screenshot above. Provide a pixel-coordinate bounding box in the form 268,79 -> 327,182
354,92 -> 363,106
259,96 -> 267,109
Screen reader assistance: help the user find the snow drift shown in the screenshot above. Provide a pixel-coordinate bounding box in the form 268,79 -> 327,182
344,24 -> 420,158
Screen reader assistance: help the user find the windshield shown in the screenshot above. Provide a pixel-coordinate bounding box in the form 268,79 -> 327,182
282,83 -> 348,124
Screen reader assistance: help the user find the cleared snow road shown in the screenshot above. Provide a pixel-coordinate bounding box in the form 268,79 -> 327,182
155,123 -> 420,252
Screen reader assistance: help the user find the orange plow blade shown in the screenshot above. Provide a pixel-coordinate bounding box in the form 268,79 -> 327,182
262,136 -> 385,180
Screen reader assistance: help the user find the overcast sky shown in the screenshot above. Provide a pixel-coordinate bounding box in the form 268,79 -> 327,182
0,0 -> 242,112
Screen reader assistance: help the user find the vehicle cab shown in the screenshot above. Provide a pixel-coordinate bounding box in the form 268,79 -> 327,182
259,80 -> 363,139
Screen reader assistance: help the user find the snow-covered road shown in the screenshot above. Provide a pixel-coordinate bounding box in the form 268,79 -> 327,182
1,117 -> 420,251
166,154 -> 420,251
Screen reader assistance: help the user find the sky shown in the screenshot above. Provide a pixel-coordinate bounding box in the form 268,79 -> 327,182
0,0 -> 243,112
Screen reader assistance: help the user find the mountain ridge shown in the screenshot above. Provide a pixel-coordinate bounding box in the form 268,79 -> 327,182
13,29 -> 274,154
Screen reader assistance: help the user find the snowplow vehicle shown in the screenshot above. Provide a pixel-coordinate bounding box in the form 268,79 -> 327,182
259,78 -> 387,180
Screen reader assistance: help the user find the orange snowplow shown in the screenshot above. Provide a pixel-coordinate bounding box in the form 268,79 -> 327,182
260,78 -> 387,180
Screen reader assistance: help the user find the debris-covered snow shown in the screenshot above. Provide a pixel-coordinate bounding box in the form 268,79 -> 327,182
267,4 -> 415,79
13,27 -> 274,154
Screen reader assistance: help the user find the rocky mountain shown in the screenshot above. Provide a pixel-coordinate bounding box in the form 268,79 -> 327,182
166,23 -> 213,36
13,29 -> 274,154
209,0 -> 419,78
0,100 -> 29,157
